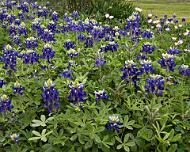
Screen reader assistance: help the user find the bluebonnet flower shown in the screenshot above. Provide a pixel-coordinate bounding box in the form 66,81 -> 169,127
63,13 -> 72,22
10,133 -> 19,144
17,2 -> 29,13
71,11 -> 79,18
166,76 -> 177,85
140,60 -> 154,74
95,56 -> 106,67
9,24 -> 17,36
121,60 -> 141,90
182,18 -> 186,22
47,21 -> 56,32
158,53 -> 176,71
1,44 -> 18,70
14,19 -> 21,26
178,64 -> 190,76
59,69 -> 73,79
101,41 -> 118,52
37,7 -> 48,17
68,83 -> 86,104
25,37 -> 38,49
42,44 -> 55,63
0,78 -> 6,88
105,115 -> 122,132
18,22 -> 27,35
52,11 -> 58,21
31,2 -> 39,9
95,89 -> 109,102
40,29 -> 55,42
85,36 -> 93,48
12,35 -> 21,45
12,81 -> 25,95
125,12 -> 140,31
140,43 -> 155,54
18,11 -> 25,20
64,40 -> 75,50
77,34 -> 86,41
167,47 -> 181,55
6,14 -> 16,24
0,94 -> 14,112
144,75 -> 164,96
141,29 -> 153,38
68,48 -> 78,58
136,53 -> 147,61
19,49 -> 39,64
41,79 -> 60,113
31,18 -> 40,30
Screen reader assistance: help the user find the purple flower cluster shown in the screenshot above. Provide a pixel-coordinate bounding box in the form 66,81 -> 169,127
19,50 -> 39,64
41,79 -> 60,113
25,37 -> 38,49
158,53 -> 176,71
0,95 -> 13,112
68,83 -> 86,104
42,43 -> 55,63
59,69 -> 73,79
120,60 -> 141,89
1,45 -> 18,70
140,43 -> 155,54
64,40 -> 75,50
10,133 -> 19,144
140,60 -> 154,74
12,81 -> 25,95
0,78 -> 6,88
100,41 -> 118,52
178,65 -> 190,76
144,75 -> 164,96
105,115 -> 122,132
167,47 -> 181,55
67,49 -> 78,58
95,90 -> 109,102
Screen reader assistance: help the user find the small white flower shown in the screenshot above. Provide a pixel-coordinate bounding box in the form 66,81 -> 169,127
172,37 -> 177,41
135,7 -> 142,12
174,26 -> 178,29
109,16 -> 114,19
165,27 -> 170,31
148,19 -> 152,23
184,49 -> 190,53
156,24 -> 161,28
105,14 -> 109,18
153,20 -> 160,24
178,24 -> 182,28
148,14 -> 152,17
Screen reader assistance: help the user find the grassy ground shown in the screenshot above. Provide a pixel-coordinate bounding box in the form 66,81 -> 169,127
129,0 -> 190,21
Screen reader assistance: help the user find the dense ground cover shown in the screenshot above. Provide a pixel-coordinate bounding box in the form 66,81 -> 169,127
130,0 -> 190,21
0,1 -> 190,152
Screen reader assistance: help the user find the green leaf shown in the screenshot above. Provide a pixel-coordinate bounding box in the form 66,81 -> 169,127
41,136 -> 47,142
126,141 -> 135,147
28,137 -> 41,141
42,129 -> 47,136
32,131 -> 41,137
70,134 -> 77,141
41,115 -> 46,122
115,136 -> 122,143
85,140 -> 93,149
124,145 -> 130,152
117,144 -> 123,149
170,134 -> 181,142
94,134 -> 101,144
137,127 -> 153,141
168,144 -> 177,152
124,134 -> 129,143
